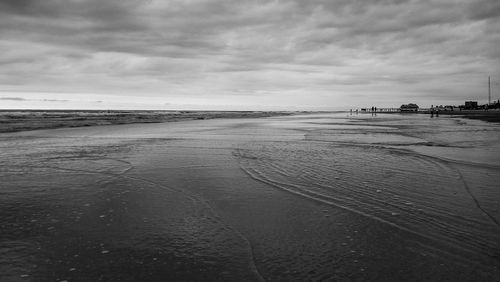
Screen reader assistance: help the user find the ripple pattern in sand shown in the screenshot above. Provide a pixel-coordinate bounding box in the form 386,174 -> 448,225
235,141 -> 500,265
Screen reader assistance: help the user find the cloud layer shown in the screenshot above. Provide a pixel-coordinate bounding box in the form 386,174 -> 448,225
1,0 -> 499,109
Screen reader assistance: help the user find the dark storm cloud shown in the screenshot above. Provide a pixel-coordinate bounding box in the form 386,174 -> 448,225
0,0 -> 57,16
0,0 -> 498,108
0,96 -> 68,102
0,97 -> 26,101
467,0 -> 500,20
0,1 -> 488,57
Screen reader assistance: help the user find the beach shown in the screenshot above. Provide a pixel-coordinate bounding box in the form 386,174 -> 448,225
1,112 -> 499,281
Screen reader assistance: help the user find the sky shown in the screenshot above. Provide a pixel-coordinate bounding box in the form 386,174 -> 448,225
1,0 -> 499,110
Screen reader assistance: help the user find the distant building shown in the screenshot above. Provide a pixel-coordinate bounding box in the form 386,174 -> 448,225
464,101 -> 478,109
400,103 -> 419,112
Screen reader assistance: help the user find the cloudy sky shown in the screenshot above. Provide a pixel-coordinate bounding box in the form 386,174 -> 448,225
1,0 -> 499,110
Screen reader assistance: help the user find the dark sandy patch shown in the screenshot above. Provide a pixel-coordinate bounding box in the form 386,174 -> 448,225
442,110 -> 500,123
359,110 -> 500,123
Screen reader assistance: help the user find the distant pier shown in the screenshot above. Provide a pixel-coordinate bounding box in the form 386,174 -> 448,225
360,107 -> 426,113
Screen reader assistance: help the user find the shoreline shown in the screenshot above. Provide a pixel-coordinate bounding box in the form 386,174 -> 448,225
0,110 -> 298,133
2,109 -> 498,134
434,110 -> 500,123
359,110 -> 500,123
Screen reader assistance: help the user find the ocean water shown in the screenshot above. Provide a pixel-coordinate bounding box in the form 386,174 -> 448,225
1,112 -> 499,281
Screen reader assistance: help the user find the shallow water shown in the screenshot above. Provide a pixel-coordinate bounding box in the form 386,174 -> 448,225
1,113 -> 499,281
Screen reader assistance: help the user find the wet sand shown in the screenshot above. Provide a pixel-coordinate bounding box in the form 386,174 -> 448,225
367,110 -> 500,123
0,110 -> 294,133
439,110 -> 500,123
1,113 -> 499,281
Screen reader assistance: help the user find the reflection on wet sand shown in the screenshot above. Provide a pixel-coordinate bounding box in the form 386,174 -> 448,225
1,113 -> 499,281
